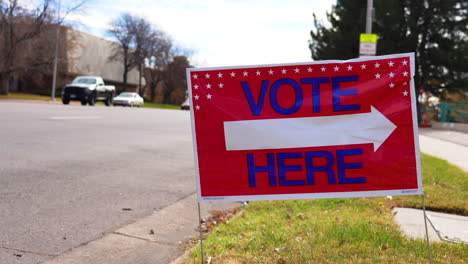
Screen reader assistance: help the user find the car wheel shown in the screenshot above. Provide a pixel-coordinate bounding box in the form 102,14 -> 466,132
88,95 -> 96,106
62,99 -> 70,105
81,100 -> 87,106
105,96 -> 112,106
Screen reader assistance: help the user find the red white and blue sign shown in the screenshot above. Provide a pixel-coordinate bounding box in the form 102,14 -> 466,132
187,53 -> 422,202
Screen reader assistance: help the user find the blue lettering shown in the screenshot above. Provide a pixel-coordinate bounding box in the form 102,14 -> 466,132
305,151 -> 336,185
332,76 -> 360,112
241,80 -> 269,116
336,148 -> 365,184
277,152 -> 305,186
247,153 -> 276,187
301,77 -> 330,113
270,78 -> 303,115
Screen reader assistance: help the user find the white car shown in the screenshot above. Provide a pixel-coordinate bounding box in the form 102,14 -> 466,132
113,92 -> 144,107
180,98 -> 190,110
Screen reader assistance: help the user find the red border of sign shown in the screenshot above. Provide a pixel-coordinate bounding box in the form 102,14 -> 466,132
187,53 -> 422,202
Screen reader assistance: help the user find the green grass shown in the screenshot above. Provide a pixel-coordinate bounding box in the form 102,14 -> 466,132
391,154 -> 467,215
0,92 -> 181,110
141,101 -> 180,110
0,92 -> 52,101
187,153 -> 468,264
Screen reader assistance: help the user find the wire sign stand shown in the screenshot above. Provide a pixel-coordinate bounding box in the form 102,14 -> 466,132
197,202 -> 205,264
422,194 -> 434,264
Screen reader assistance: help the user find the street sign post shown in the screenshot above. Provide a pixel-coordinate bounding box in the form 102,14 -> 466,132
187,53 -> 422,202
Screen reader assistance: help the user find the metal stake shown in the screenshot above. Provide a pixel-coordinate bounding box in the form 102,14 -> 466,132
197,202 -> 205,264
422,194 -> 433,264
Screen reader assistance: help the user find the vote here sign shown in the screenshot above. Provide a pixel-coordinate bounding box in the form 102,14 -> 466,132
187,53 -> 422,202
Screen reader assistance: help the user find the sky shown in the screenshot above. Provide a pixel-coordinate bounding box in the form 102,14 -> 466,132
65,0 -> 336,67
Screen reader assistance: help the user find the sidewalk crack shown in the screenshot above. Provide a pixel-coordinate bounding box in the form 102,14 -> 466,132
0,246 -> 56,257
112,231 -> 176,246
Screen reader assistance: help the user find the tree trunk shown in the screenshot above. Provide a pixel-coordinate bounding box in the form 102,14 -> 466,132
0,73 -> 9,95
122,71 -> 128,92
150,83 -> 156,102
138,64 -> 143,97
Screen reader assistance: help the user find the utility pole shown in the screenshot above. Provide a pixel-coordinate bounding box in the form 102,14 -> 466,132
359,0 -> 376,57
51,0 -> 61,101
365,0 -> 373,34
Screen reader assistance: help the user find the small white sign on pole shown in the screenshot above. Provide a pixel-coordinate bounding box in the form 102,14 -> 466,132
359,33 -> 378,57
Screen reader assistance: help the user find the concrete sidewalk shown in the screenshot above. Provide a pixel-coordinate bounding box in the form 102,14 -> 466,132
394,208 -> 468,243
419,128 -> 468,171
393,129 -> 467,244
40,194 -> 238,264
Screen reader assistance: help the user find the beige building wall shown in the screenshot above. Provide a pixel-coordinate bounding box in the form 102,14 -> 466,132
66,29 -> 143,87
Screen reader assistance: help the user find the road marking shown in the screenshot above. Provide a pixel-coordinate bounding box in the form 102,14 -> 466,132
50,116 -> 102,120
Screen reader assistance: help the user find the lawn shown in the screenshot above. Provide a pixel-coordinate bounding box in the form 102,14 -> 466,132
187,153 -> 468,264
0,92 -> 181,110
0,92 -> 52,101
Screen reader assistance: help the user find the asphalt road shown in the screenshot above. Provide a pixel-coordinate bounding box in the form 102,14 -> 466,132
0,101 -> 196,263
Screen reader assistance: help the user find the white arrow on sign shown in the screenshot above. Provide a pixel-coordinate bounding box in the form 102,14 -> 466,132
224,106 -> 397,152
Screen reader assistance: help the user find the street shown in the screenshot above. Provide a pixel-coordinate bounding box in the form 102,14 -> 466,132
1,101 -> 466,264
0,101 -> 196,263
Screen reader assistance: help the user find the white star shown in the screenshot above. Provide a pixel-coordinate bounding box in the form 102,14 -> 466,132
217,73 -> 223,78
256,70 -> 261,76
403,71 -> 409,77
206,94 -> 212,99
194,84 -> 199,89
375,73 -> 381,79
294,68 -> 300,73
195,105 -> 200,110
268,69 -> 274,75
206,84 -> 212,89
230,72 -> 236,77
281,68 -> 287,74
403,91 -> 408,96
193,74 -> 198,79
374,63 -> 380,68
218,83 -> 224,88
321,67 -> 326,72
243,71 -> 248,76
334,66 -> 339,71
347,65 -> 353,71
402,60 -> 408,65
388,61 -> 394,67
389,72 -> 395,78
389,83 -> 395,88
205,73 -> 210,78
194,95 -> 199,100
307,67 -> 313,72
361,64 -> 367,69
404,82 -> 408,86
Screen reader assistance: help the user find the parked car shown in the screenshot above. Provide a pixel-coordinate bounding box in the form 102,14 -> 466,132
113,92 -> 144,107
62,76 -> 115,106
181,98 -> 190,110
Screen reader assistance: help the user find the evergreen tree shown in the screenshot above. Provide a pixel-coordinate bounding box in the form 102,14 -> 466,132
309,0 -> 468,99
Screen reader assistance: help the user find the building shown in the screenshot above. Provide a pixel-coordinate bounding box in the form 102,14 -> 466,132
9,26 -> 143,95
65,27 -> 143,92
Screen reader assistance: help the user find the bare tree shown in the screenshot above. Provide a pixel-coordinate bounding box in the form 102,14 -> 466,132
162,56 -> 191,105
0,0 -> 53,94
107,13 -> 181,96
0,0 -> 86,95
107,13 -> 157,93
107,13 -> 135,91
144,32 -> 173,101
